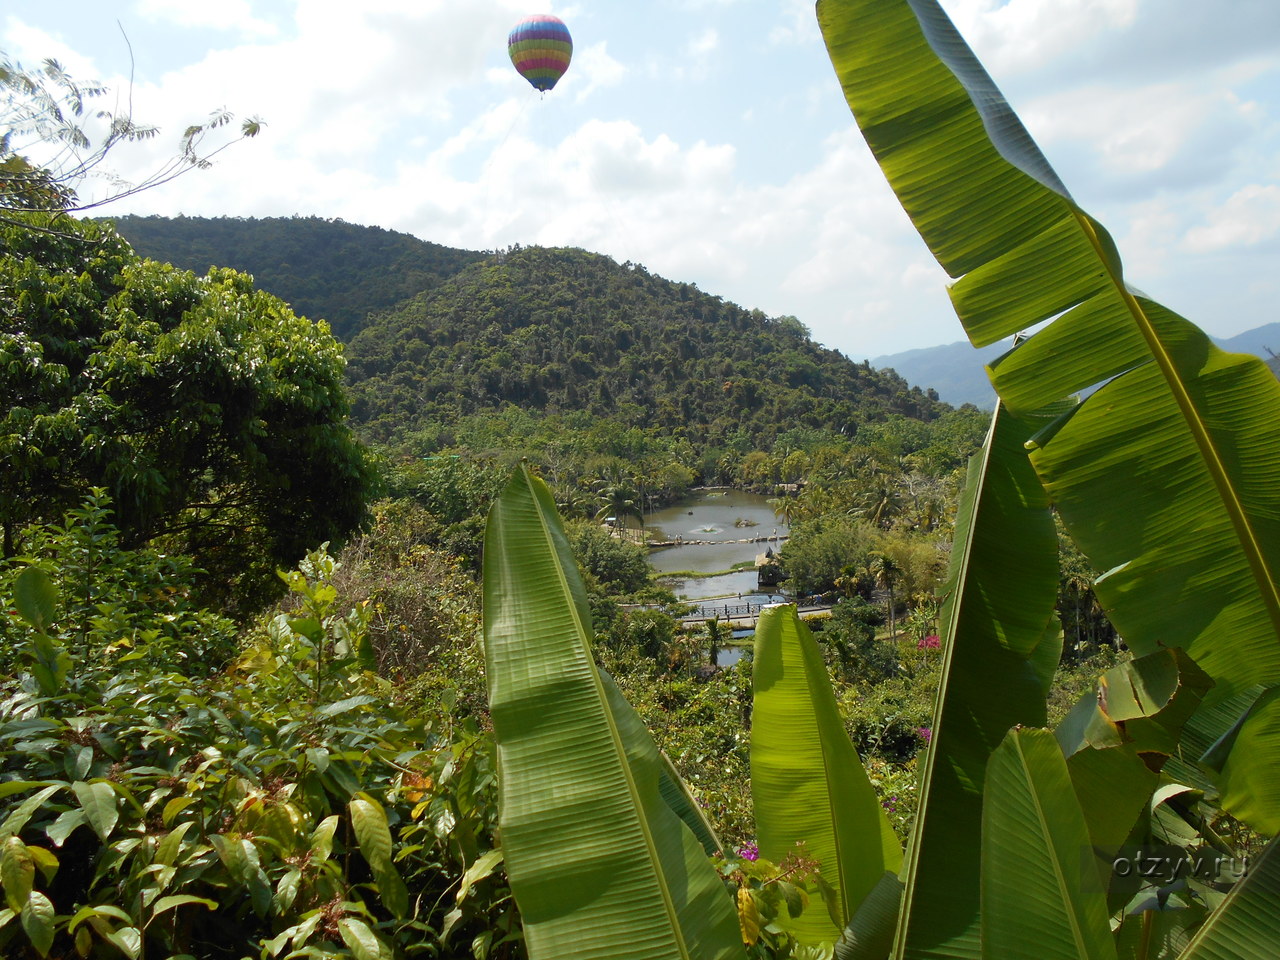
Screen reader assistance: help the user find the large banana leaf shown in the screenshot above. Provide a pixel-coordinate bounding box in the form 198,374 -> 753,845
890,401 -> 1061,960
981,729 -> 1117,960
1178,836 -> 1280,960
1054,649 -> 1213,909
483,465 -> 744,960
818,0 -> 1280,829
751,603 -> 901,945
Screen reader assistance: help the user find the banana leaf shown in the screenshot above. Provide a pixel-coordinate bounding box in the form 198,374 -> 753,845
1055,649 -> 1213,901
1178,836 -> 1280,960
751,603 -> 901,945
818,0 -> 1280,830
483,465 -> 744,960
888,400 -> 1061,960
981,729 -> 1117,960
836,872 -> 904,960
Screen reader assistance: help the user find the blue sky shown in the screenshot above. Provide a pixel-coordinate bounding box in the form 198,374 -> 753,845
5,1 -> 1280,361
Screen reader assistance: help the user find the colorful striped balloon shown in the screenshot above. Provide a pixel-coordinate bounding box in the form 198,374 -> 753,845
508,14 -> 572,93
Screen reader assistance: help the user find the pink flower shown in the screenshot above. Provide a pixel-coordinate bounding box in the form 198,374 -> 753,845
917,635 -> 940,650
917,726 -> 932,744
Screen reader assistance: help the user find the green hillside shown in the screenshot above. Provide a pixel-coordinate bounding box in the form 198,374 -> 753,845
343,244 -> 948,448
109,214 -> 486,339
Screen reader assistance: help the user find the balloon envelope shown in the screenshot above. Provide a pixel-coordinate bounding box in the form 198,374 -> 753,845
508,14 -> 572,92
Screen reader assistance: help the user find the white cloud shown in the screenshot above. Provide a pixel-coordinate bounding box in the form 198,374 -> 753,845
135,0 -> 278,40
1183,184 -> 1280,252
770,0 -> 821,46
689,28 -> 718,57
570,41 -> 626,102
945,0 -> 1139,75
1,18 -> 100,75
1025,82 -> 1227,174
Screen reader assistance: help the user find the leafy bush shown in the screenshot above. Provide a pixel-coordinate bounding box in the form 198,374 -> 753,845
0,490 -> 238,678
0,502 -> 517,960
320,499 -> 483,681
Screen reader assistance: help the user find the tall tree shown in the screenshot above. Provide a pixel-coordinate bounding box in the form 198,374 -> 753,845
1,211 -> 373,612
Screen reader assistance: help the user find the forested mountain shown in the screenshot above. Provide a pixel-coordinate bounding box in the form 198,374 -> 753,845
344,244 -> 949,448
109,214 -> 486,339
106,215 -> 952,449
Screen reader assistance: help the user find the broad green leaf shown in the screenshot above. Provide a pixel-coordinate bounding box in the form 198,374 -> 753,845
339,917 -> 388,960
1,836 -> 34,915
1179,836 -> 1280,960
483,464 -> 744,960
456,848 -> 504,904
210,834 -> 271,917
101,924 -> 142,960
209,833 -> 247,878
29,634 -> 70,697
72,781 -> 118,842
161,796 -> 196,827
981,729 -> 1116,960
1209,687 -> 1280,835
149,894 -> 217,918
348,793 -> 407,921
154,821 -> 194,867
887,402 -> 1060,960
274,867 -> 301,913
818,0 -> 1280,828
835,872 -> 903,960
316,694 -> 377,718
349,794 -> 410,920
0,782 -> 53,801
13,566 -> 57,633
68,903 -> 133,931
310,815 -> 340,862
1055,649 -> 1214,880
602,668 -> 723,857
25,847 -> 56,886
656,744 -> 722,858
751,603 -> 900,945
0,785 -> 61,838
20,890 -> 54,957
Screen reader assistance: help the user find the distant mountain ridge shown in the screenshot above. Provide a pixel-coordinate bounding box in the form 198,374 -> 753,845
107,216 -> 950,449
109,214 -> 486,340
344,244 -> 949,448
876,322 -> 1280,408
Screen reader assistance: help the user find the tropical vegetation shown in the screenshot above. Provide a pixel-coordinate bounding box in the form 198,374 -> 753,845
3,1 -> 1278,958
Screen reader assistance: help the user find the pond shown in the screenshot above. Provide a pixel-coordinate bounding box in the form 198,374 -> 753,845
645,489 -> 792,667
647,488 -> 787,576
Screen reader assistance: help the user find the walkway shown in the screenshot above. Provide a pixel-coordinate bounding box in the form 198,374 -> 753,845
678,601 -> 832,630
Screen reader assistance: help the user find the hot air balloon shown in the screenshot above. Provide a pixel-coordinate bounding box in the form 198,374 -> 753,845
508,14 -> 572,93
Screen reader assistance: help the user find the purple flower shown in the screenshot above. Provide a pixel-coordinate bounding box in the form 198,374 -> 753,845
737,842 -> 759,861
917,726 -> 933,744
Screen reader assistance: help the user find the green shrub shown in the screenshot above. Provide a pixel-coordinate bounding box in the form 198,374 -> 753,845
0,502 -> 518,960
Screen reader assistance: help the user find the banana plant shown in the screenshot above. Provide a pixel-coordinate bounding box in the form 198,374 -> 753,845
483,465 -> 744,960
889,398 -> 1065,960
816,0 -> 1280,956
750,603 -> 901,946
817,0 -> 1280,748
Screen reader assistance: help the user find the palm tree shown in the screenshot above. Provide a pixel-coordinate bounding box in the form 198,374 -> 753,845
870,554 -> 902,639
706,616 -> 723,668
593,481 -> 642,537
